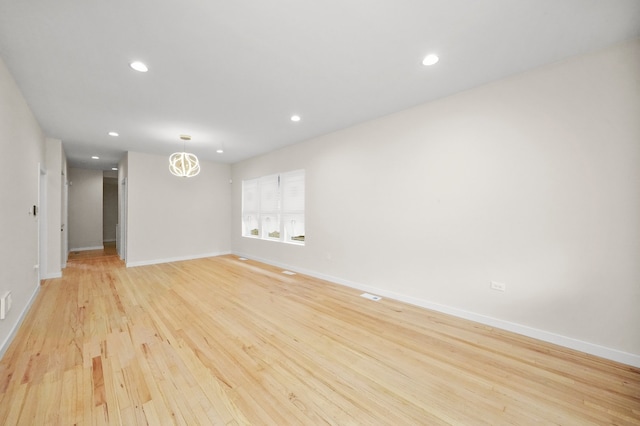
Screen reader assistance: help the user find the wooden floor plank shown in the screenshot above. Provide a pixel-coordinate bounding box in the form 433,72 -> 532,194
0,249 -> 638,425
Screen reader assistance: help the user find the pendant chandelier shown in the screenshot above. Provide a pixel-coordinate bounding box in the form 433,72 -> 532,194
169,134 -> 200,177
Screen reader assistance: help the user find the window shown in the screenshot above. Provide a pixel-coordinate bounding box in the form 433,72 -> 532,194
242,170 -> 305,245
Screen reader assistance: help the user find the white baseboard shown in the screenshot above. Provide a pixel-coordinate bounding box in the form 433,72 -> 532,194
41,271 -> 62,279
69,245 -> 104,252
233,252 -> 640,368
103,239 -> 116,243
126,251 -> 232,268
0,283 -> 41,360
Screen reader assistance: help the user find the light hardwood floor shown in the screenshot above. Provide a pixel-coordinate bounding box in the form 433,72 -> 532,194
0,252 -> 638,425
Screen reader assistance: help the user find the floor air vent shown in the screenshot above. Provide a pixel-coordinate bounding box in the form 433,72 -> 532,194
282,270 -> 296,275
360,293 -> 382,301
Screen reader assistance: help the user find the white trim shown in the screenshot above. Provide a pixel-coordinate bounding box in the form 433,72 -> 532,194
69,245 -> 104,252
0,284 -> 40,359
233,251 -> 640,368
126,251 -> 232,268
38,164 -> 47,285
103,239 -> 116,243
41,272 -> 62,279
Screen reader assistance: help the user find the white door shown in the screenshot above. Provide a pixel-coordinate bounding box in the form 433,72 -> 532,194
119,177 -> 127,262
38,165 -> 47,282
61,173 -> 68,267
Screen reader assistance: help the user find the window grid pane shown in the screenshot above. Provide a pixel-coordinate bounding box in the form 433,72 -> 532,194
242,170 -> 304,245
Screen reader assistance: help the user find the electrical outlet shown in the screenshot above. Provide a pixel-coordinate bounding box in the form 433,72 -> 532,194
0,291 -> 11,320
490,281 -> 506,292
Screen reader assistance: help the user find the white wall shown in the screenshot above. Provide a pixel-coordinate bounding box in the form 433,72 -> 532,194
68,168 -> 104,250
231,39 -> 640,365
126,151 -> 231,266
0,56 -> 45,356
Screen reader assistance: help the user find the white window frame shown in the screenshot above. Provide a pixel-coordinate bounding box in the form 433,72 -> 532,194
242,170 -> 305,245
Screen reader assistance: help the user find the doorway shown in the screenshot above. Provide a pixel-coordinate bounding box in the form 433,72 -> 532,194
38,164 -> 46,282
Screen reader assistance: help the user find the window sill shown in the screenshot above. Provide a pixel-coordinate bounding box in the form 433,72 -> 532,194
241,235 -> 305,246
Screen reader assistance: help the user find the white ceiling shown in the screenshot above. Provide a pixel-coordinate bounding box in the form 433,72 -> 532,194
1,0 -> 639,170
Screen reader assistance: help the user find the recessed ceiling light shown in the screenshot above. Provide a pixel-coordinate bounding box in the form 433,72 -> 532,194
112,167 -> 118,171
422,54 -> 439,66
291,115 -> 301,122
91,156 -> 99,159
108,131 -> 119,137
216,149 -> 224,154
129,61 -> 148,72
